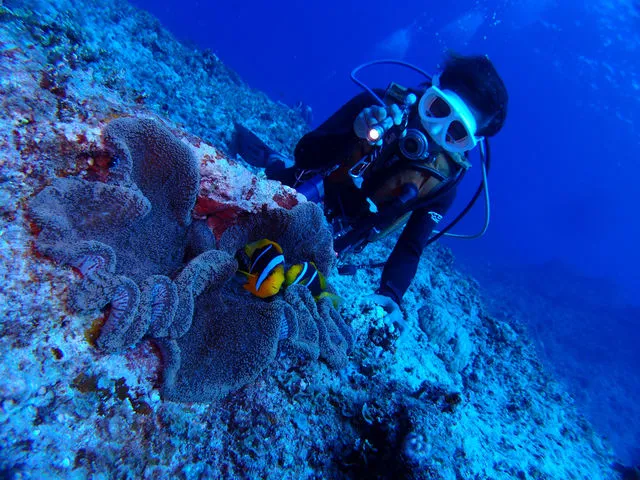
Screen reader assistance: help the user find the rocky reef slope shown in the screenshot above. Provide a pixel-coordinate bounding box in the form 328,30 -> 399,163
473,260 -> 640,468
0,0 -> 619,478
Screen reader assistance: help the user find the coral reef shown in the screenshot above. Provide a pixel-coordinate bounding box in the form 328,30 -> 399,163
29,115 -> 351,403
160,268 -> 287,402
282,285 -> 354,369
29,117 -> 203,352
0,0 -> 623,478
218,201 -> 336,276
193,141 -> 304,239
418,289 -> 474,375
158,202 -> 353,402
476,261 -> 640,466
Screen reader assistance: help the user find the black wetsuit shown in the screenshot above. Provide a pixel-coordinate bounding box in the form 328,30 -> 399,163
293,92 -> 457,305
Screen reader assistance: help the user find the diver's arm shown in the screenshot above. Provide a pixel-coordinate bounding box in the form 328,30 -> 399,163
377,195 -> 455,304
294,90 -> 385,170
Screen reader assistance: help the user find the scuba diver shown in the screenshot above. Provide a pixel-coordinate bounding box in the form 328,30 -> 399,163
234,53 -> 508,322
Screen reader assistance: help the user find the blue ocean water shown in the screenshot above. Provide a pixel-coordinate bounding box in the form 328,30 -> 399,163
129,0 -> 640,465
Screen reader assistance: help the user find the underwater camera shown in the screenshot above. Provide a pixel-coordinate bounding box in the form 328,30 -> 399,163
342,59 -> 493,248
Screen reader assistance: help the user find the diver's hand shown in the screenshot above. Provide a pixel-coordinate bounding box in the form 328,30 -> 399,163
354,104 -> 403,146
364,293 -> 408,334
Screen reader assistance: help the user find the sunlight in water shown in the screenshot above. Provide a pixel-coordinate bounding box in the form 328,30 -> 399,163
507,0 -> 557,28
372,23 -> 415,59
436,9 -> 486,49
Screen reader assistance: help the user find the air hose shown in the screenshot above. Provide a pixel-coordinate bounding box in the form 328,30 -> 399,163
336,60 -> 495,274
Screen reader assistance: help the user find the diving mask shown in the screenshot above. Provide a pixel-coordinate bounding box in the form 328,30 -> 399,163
418,84 -> 483,153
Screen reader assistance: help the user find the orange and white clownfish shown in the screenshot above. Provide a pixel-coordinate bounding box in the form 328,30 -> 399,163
238,239 -> 286,298
285,261 -> 325,296
285,262 -> 342,307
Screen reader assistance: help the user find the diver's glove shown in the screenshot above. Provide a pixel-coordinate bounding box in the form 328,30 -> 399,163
354,104 -> 404,146
364,293 -> 408,334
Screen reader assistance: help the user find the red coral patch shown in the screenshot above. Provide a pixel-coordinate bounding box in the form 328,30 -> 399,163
273,192 -> 299,210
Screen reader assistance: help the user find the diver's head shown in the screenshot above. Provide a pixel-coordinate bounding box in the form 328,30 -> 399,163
418,53 -> 508,153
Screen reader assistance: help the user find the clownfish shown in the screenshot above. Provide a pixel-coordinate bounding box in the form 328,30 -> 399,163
285,262 -> 326,296
238,239 -> 286,298
285,262 -> 342,307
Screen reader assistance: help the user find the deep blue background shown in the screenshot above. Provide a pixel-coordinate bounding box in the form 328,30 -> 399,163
131,0 -> 640,303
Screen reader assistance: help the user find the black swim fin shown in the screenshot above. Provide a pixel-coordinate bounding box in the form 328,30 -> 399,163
233,122 -> 276,168
233,123 -> 297,185
234,123 -> 294,169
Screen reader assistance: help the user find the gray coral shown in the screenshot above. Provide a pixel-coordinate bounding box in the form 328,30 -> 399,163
155,210 -> 352,402
30,116 -> 353,403
156,249 -> 284,402
217,203 -> 354,368
218,202 -> 336,276
103,117 -> 200,227
29,117 -> 202,351
160,262 -> 353,403
281,286 -> 321,361
169,249 -> 238,339
95,275 -> 141,351
281,285 -> 354,369
162,290 -> 288,402
316,296 -> 354,369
